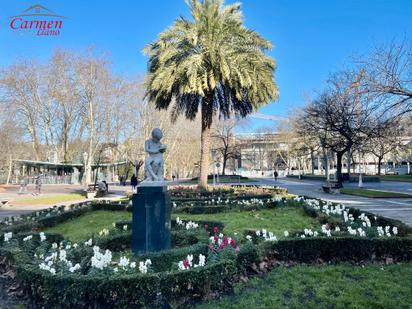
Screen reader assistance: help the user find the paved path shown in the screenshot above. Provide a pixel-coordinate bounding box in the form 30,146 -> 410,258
0,184 -> 129,219
258,177 -> 412,226
2,179 -> 412,226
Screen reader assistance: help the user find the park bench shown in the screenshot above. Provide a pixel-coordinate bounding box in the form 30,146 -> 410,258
322,181 -> 342,193
1,200 -> 9,207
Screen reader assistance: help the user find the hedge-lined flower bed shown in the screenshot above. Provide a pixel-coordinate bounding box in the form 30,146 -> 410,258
1,191 -> 412,307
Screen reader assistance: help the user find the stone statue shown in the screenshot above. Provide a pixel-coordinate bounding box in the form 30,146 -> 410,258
142,128 -> 166,182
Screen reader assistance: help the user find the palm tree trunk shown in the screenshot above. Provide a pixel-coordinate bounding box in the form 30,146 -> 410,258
199,95 -> 213,189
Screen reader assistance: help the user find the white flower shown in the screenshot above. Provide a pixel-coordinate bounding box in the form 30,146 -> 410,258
284,231 -> 289,237
3,232 -> 12,242
123,225 -> 128,231
98,229 -> 109,237
198,254 -> 206,267
23,235 -> 33,242
130,262 -> 136,268
40,232 -> 46,242
256,230 -> 261,236
139,261 -> 148,273
69,264 -> 81,273
178,261 -> 186,271
246,235 -> 252,241
187,254 -> 193,267
393,227 -> 398,235
119,256 -> 130,268
91,247 -> 112,270
84,239 -> 93,246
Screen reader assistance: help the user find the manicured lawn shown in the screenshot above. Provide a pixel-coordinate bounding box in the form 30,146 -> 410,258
340,188 -> 412,198
44,210 -> 131,242
13,193 -> 86,205
380,175 -> 412,182
173,207 -> 319,235
198,263 -> 412,309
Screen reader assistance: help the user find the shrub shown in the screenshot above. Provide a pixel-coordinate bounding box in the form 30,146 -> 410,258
13,247 -> 235,308
260,237 -> 412,263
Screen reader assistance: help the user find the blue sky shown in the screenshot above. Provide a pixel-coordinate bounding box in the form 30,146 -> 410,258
0,0 -> 411,132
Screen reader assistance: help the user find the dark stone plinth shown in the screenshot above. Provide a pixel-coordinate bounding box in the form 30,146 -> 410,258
132,186 -> 171,254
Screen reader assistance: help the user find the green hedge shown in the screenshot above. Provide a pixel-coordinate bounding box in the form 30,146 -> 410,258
96,228 -> 208,252
300,201 -> 412,237
115,219 -> 225,237
14,252 -> 236,308
36,207 -> 90,228
260,237 -> 412,263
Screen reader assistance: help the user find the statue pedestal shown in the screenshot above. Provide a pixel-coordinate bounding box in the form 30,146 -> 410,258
132,185 -> 171,254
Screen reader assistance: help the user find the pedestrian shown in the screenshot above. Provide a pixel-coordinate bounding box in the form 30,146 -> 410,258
131,174 -> 138,191
34,175 -> 42,195
274,170 -> 278,181
103,180 -> 109,193
18,177 -> 25,194
172,175 -> 176,182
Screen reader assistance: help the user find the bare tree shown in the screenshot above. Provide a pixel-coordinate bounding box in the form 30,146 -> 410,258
366,119 -> 405,175
359,40 -> 412,118
212,118 -> 240,175
298,70 -> 378,184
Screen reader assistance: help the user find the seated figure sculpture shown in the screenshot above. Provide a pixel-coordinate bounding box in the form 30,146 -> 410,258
142,128 -> 166,182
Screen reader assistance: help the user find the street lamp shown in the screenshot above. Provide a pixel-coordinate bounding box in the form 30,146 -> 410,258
211,149 -> 217,187
83,152 -> 89,185
358,150 -> 363,188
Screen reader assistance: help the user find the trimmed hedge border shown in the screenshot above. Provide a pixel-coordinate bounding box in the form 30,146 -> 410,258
300,200 -> 412,237
14,254 -> 236,308
259,237 -> 412,263
2,194 -> 412,307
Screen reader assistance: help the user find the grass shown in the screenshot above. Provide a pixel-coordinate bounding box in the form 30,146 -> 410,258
340,188 -> 412,198
173,207 -> 319,235
43,210 -> 131,242
379,175 -> 412,182
13,193 -> 86,205
198,263 -> 412,309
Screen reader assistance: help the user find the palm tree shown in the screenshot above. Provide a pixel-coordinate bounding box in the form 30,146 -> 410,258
144,0 -> 278,189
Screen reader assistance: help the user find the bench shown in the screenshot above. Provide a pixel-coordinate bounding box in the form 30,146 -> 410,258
322,181 -> 342,193
1,200 -> 9,207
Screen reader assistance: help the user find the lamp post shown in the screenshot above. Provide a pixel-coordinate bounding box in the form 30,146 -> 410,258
211,149 -> 217,188
83,152 -> 88,185
358,150 -> 363,188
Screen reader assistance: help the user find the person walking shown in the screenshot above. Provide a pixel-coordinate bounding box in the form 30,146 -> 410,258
130,174 -> 138,191
274,170 -> 278,181
34,175 -> 42,195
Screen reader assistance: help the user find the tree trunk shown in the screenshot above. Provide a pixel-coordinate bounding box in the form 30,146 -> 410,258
310,150 -> 315,175
198,95 -> 213,189
347,148 -> 351,175
377,156 -> 383,175
222,157 -> 227,176
6,154 -> 13,185
336,151 -> 344,184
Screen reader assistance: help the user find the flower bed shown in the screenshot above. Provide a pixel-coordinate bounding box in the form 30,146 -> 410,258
1,191 -> 412,307
169,185 -> 287,202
